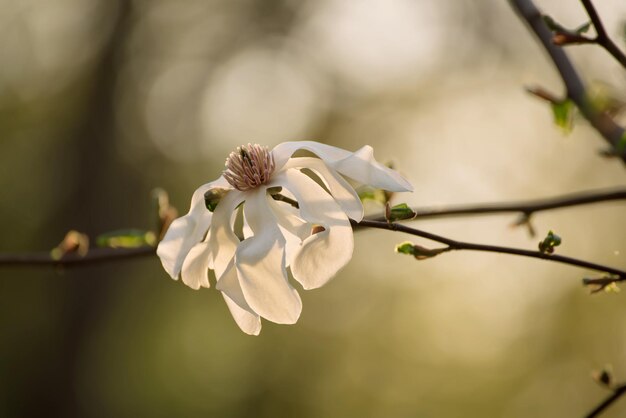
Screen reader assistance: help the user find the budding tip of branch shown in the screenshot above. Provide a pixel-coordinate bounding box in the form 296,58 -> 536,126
552,33 -> 568,45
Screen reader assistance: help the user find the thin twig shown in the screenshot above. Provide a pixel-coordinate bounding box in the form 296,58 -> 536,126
586,383 -> 626,418
509,0 -> 626,163
580,0 -> 626,69
0,246 -> 155,267
3,220 -> 624,277
354,219 -> 626,278
2,188 -> 626,268
583,275 -> 623,294
552,32 -> 595,46
371,188 -> 626,222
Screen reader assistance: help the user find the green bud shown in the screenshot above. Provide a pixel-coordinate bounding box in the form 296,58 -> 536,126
574,21 -> 591,34
550,99 -> 575,133
395,241 -> 416,255
204,188 -> 230,212
386,203 -> 416,222
542,14 -> 565,32
538,230 -> 562,254
395,241 -> 447,260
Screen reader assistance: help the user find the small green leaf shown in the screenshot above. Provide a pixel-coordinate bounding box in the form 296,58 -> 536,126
575,21 -> 591,34
395,241 -> 416,255
386,203 -> 416,222
542,15 -> 566,32
538,230 -> 562,254
550,100 -> 575,133
97,229 -> 156,248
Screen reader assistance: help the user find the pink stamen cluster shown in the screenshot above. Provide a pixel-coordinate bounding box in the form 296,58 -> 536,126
223,144 -> 275,191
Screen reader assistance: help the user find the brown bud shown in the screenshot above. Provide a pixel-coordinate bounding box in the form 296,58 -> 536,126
51,230 -> 89,260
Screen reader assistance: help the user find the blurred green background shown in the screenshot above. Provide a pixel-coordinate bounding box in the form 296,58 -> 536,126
1,0 -> 626,417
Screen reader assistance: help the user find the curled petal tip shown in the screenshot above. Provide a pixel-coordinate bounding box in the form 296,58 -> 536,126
399,177 -> 414,192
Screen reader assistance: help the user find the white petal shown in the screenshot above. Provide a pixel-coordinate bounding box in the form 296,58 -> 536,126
156,177 -> 229,279
180,235 -> 211,290
273,141 -> 352,169
241,211 -> 253,239
235,188 -> 302,324
272,141 -> 413,192
216,260 -> 262,335
222,293 -> 262,335
276,169 -> 353,290
266,197 -> 310,266
208,189 -> 245,279
283,157 -> 364,221
216,260 -> 252,312
334,145 -> 412,191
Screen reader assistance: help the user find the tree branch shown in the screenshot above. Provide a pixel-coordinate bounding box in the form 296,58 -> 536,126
0,246 -> 155,267
5,220 -> 624,278
373,187 -> 626,222
2,187 -> 625,270
586,383 -> 626,418
509,0 -> 626,164
3,219 -> 624,280
580,0 -> 626,69
354,219 -> 626,278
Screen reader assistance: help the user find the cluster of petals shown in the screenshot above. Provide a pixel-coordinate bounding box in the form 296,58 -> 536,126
157,141 -> 412,335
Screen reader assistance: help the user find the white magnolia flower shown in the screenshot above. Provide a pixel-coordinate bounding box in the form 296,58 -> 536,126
157,141 -> 412,335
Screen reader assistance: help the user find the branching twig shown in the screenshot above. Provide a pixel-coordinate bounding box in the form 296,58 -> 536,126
509,0 -> 626,163
580,0 -> 626,69
2,188 -> 626,270
3,220 -> 624,278
586,383 -> 626,418
354,219 -> 626,278
583,275 -> 623,294
371,187 -> 626,222
545,1 -> 626,69
0,246 -> 155,267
